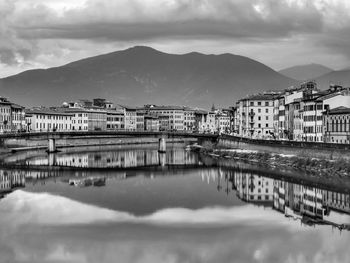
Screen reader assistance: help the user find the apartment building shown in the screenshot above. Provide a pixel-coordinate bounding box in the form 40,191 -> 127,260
144,115 -> 160,131
323,106 -> 350,144
0,97 -> 24,133
236,93 -> 275,139
147,106 -> 186,131
106,109 -> 125,130
215,111 -> 230,134
63,108 -> 89,131
25,108 -> 73,132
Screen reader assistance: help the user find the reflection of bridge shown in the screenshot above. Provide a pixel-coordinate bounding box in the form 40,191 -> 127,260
0,131 -> 218,152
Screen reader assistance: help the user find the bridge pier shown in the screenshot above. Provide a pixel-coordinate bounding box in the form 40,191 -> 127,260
158,137 -> 166,153
48,138 -> 57,153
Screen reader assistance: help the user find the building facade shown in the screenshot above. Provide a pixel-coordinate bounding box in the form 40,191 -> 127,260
26,109 -> 73,132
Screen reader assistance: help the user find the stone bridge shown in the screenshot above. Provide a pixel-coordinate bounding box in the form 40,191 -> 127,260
0,131 -> 218,153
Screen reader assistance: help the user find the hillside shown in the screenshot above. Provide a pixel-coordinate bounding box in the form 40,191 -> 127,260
0,46 -> 297,108
279,64 -> 333,81
315,69 -> 350,90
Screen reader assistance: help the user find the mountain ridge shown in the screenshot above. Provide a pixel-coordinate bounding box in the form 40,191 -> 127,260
279,63 -> 334,81
0,46 -> 297,109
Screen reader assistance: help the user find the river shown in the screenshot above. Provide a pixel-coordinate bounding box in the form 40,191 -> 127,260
0,144 -> 350,263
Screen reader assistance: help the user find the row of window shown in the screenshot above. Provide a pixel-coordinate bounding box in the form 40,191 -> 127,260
249,101 -> 271,106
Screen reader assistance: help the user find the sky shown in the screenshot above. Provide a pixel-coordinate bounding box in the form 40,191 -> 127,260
1,0 -> 350,78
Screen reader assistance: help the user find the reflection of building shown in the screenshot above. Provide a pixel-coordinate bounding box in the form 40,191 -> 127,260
203,168 -> 350,230
272,177 -> 350,228
0,170 -> 26,197
234,172 -> 274,203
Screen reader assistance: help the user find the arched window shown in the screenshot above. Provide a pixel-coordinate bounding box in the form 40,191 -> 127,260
345,118 -> 347,132
336,119 -> 339,132
340,119 -> 343,132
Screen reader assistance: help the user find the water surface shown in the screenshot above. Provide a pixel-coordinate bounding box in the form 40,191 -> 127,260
1,145 -> 350,263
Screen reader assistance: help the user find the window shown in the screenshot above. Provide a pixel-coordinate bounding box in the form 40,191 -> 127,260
250,102 -> 254,106
258,109 -> 261,113
265,109 -> 268,113
258,102 -> 261,106
266,116 -> 268,120
265,102 -> 269,106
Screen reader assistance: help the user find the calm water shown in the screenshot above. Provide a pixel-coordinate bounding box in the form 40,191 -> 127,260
1,144 -> 350,263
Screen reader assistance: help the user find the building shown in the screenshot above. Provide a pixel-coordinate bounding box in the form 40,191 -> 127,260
86,108 -> 107,131
0,98 -> 26,133
144,115 -> 160,131
235,93 -> 276,139
215,110 -> 231,134
147,106 -> 186,131
25,108 -> 73,132
323,106 -> 350,144
63,108 -> 89,131
11,104 -> 26,132
121,106 -> 138,131
106,109 -> 125,130
303,88 -> 350,142
195,110 -> 216,133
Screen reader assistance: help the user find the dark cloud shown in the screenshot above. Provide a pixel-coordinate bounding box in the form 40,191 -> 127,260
0,0 -> 350,76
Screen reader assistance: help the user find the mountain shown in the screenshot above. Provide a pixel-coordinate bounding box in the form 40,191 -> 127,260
279,64 -> 333,81
315,69 -> 350,90
0,46 -> 296,108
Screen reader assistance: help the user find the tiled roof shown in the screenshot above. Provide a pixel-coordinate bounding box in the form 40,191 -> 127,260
25,108 -> 74,116
240,93 -> 276,101
327,106 -> 350,115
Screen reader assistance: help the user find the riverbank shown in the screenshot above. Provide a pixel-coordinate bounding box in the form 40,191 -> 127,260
190,143 -> 350,178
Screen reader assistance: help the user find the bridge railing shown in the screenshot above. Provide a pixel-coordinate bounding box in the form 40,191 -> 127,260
220,134 -> 350,150
0,130 -> 219,139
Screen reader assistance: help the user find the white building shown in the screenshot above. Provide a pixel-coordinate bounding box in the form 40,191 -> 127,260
25,108 -> 73,132
236,93 -> 276,139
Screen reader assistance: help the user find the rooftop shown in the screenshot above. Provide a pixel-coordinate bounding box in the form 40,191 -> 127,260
326,106 -> 350,115
25,108 -> 74,116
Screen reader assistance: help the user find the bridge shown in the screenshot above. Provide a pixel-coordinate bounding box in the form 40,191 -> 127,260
0,131 -> 219,153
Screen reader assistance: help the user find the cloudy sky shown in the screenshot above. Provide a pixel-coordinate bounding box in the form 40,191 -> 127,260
1,0 -> 350,78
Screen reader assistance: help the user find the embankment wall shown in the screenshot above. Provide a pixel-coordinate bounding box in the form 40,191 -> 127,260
216,135 -> 350,160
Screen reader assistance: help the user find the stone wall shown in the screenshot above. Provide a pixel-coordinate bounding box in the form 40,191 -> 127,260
216,136 -> 350,160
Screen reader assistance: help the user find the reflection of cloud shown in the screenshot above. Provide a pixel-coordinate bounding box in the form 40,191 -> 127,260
1,190 -> 295,227
1,190 -> 350,263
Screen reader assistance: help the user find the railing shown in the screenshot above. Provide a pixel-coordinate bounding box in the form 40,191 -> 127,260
220,134 -> 350,150
0,130 -> 219,139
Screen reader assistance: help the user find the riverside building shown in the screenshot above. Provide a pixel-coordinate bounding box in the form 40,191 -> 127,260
235,93 -> 276,139
0,97 -> 25,133
25,108 -> 73,132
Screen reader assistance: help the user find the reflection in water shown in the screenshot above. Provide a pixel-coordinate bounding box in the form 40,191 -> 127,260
1,146 -> 350,263
200,169 -> 350,231
22,147 -> 199,168
0,170 -> 25,198
1,166 -> 350,230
